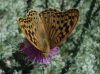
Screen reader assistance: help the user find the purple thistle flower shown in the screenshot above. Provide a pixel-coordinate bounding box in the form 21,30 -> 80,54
20,39 -> 58,64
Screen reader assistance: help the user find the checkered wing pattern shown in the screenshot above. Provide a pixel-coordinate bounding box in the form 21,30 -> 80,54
49,9 -> 79,48
18,11 -> 43,51
26,9 -> 39,25
39,8 -> 60,37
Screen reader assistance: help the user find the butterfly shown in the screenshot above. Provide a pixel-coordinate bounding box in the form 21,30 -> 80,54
18,8 -> 79,57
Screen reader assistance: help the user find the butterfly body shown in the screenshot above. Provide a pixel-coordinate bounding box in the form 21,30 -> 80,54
37,17 -> 50,57
18,8 -> 79,57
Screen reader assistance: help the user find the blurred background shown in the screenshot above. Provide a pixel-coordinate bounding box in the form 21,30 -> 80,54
0,0 -> 100,74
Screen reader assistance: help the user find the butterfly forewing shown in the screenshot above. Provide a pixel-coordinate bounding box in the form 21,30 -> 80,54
26,9 -> 39,27
49,9 -> 79,48
18,16 -> 43,51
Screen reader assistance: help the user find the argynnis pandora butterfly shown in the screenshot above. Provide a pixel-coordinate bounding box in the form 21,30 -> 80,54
18,8 -> 79,57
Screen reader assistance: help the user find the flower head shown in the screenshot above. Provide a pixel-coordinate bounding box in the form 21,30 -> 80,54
20,39 -> 57,64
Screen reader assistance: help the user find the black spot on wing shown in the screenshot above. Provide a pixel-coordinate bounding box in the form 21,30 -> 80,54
61,20 -> 64,23
54,32 -> 65,44
72,16 -> 74,19
52,25 -> 57,31
65,14 -> 68,16
25,29 -> 38,46
59,32 -> 65,40
57,15 -> 60,18
64,22 -> 67,26
58,26 -> 63,30
53,19 -> 55,23
64,22 -> 69,34
65,19 -> 68,21
25,29 -> 28,35
65,25 -> 69,34
33,38 -> 37,46
68,16 -> 71,19
61,15 -> 64,17
70,20 -> 73,26
57,21 -> 60,24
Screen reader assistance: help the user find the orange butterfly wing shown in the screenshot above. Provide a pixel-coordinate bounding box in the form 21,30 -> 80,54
39,8 -> 79,49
